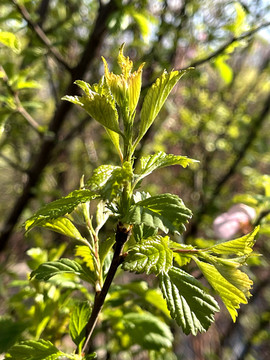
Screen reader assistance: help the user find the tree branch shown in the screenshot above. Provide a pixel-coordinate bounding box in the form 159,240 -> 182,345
0,0 -> 118,252
81,223 -> 131,355
0,66 -> 42,134
182,21 -> 270,70
12,0 -> 72,72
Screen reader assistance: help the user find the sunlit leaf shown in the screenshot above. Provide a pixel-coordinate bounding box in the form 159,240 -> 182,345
122,235 -> 173,275
75,246 -> 95,271
99,237 -> 115,266
30,258 -> 89,282
193,258 -> 252,322
125,193 -> 192,234
25,189 -> 98,232
5,339 -> 63,360
137,69 -> 189,142
170,241 -> 194,267
102,44 -> 144,114
105,127 -> 123,161
36,217 -> 86,242
87,162 -> 133,201
0,31 -> 21,53
206,226 -> 259,256
215,56 -> 233,84
137,151 -> 198,181
69,302 -> 91,353
62,90 -> 121,135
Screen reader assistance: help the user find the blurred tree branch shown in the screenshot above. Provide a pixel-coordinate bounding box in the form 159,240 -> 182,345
136,21 -> 270,165
217,272 -> 270,359
185,90 -> 270,239
0,0 -> 118,252
183,21 -> 270,70
0,66 -> 42,134
12,0 -> 72,72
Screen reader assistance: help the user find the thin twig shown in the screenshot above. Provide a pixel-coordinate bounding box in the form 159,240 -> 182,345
0,153 -> 28,173
12,0 -> 72,72
0,66 -> 42,134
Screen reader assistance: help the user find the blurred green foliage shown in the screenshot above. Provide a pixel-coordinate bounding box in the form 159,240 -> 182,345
0,0 -> 270,359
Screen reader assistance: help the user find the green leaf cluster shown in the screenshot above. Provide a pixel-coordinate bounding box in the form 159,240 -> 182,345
63,44 -> 191,162
18,45 -> 260,357
123,227 -> 259,334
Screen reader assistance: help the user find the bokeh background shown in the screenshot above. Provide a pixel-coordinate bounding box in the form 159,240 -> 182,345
0,1 -> 270,359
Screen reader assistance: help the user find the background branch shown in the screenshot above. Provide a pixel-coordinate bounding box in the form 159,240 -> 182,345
12,0 -> 72,72
185,90 -> 270,239
183,21 -> 270,70
0,0 -> 118,252
81,223 -> 131,355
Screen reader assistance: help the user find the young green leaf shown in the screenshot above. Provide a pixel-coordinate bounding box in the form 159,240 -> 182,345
159,267 -> 219,335
170,242 -> 196,267
79,94 -> 121,134
173,253 -> 193,267
30,258 -> 86,281
95,201 -> 111,234
86,165 -> 119,190
137,69 -> 189,143
193,257 -> 253,322
105,127 -> 123,161
99,237 -> 115,267
69,302 -> 91,354
206,226 -> 259,256
63,90 -> 122,135
34,217 -> 86,242
73,79 -> 92,95
25,189 -> 98,232
125,193 -> 192,234
136,151 -> 198,181
4,339 -> 63,360
132,223 -> 158,242
87,162 -> 133,201
120,312 -> 173,350
122,235 -> 173,275
102,44 -> 144,114
75,246 -> 95,272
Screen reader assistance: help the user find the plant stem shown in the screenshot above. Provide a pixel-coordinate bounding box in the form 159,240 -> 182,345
81,222 -> 132,356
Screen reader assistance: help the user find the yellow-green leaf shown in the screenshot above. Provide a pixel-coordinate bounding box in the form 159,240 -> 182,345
137,70 -> 188,143
193,258 -> 252,322
105,127 -> 123,161
75,245 -> 95,272
79,94 -> 121,134
0,31 -> 21,53
102,44 -> 144,113
127,63 -> 144,113
207,226 -> 259,256
39,217 -> 86,242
